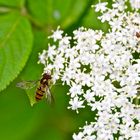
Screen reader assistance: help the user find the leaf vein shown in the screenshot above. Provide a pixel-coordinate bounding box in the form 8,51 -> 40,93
0,17 -> 20,48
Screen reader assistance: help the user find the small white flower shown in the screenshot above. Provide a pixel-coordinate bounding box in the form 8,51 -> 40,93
68,97 -> 85,113
73,132 -> 84,140
83,123 -> 94,136
59,36 -> 71,45
130,0 -> 140,9
38,50 -> 47,64
53,54 -> 65,70
83,90 -> 95,103
69,84 -> 82,98
47,45 -> 57,61
93,2 -> 108,12
49,26 -> 63,41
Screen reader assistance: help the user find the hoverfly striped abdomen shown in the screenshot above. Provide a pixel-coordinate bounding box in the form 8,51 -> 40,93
35,86 -> 45,101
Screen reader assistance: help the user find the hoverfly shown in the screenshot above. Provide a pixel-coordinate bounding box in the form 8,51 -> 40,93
16,72 -> 54,104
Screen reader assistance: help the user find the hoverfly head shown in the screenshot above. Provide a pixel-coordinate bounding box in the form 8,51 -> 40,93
43,72 -> 52,80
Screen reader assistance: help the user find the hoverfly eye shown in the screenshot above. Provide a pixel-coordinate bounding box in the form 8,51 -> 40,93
43,73 -> 51,79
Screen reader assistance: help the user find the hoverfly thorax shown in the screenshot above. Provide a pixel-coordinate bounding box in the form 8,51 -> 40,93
40,73 -> 52,85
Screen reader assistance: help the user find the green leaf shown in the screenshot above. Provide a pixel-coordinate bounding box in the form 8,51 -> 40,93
0,0 -> 25,8
26,0 -> 89,28
26,0 -> 53,25
0,12 -> 33,92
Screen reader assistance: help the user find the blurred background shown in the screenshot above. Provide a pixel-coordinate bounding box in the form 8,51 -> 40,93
0,0 -> 109,140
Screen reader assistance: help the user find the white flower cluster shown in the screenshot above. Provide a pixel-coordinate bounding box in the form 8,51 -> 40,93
130,0 -> 140,9
38,0 -> 140,139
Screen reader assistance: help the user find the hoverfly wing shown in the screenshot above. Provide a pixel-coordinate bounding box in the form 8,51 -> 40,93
45,88 -> 55,105
16,80 -> 39,90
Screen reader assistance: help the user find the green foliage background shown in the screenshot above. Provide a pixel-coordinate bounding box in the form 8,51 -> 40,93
0,0 -> 109,140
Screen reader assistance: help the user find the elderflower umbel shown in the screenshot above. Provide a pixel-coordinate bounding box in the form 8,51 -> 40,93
130,0 -> 140,9
39,0 -> 140,139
